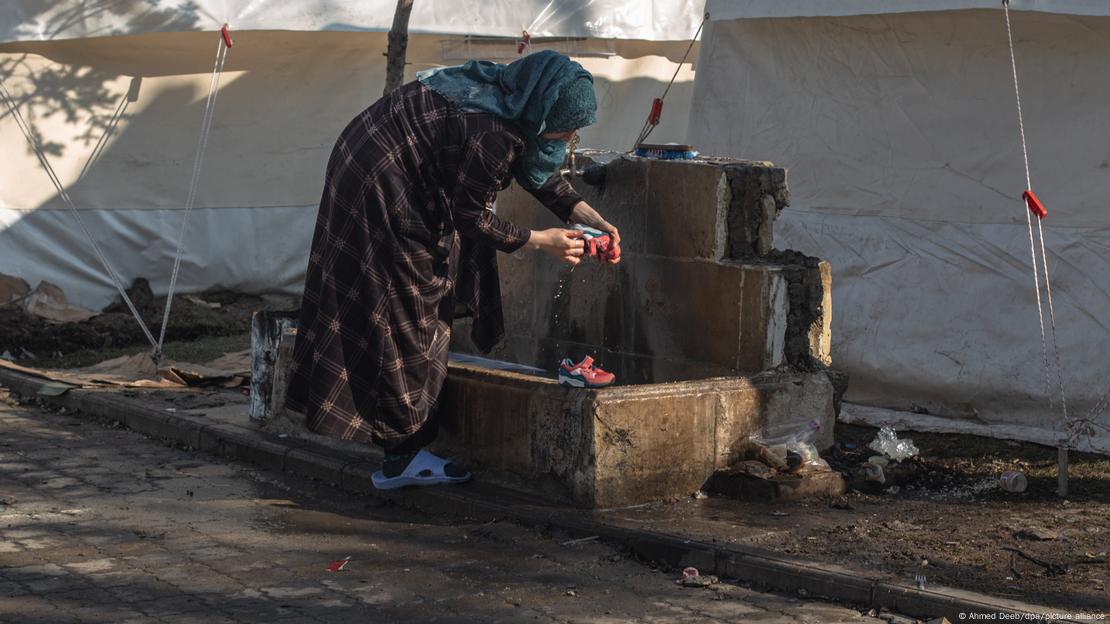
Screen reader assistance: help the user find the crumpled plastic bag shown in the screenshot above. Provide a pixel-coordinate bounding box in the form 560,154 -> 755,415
750,417 -> 829,473
868,426 -> 919,462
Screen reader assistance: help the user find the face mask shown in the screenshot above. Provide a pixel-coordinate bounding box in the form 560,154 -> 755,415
519,137 -> 568,190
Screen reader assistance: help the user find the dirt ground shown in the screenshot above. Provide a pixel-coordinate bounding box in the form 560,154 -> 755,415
617,425 -> 1109,610
810,426 -> 1109,609
1,280 -> 289,368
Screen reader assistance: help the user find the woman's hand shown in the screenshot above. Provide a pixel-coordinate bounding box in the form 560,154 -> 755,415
569,201 -> 621,264
529,228 -> 585,265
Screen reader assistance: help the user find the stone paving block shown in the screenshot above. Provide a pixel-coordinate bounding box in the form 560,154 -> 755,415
217,562 -> 303,588
286,610 -> 375,624
16,535 -> 62,550
158,616 -> 240,624
57,601 -> 149,623
259,585 -> 327,599
148,561 -> 221,583
131,594 -> 211,616
0,596 -> 75,624
14,469 -> 63,481
6,562 -> 68,579
84,569 -> 143,590
23,574 -> 92,595
105,579 -> 186,604
304,593 -> 358,609
72,473 -> 118,487
53,484 -> 100,497
218,600 -> 306,621
182,545 -> 246,562
0,580 -> 29,597
122,551 -> 178,567
79,532 -> 145,548
3,528 -> 47,540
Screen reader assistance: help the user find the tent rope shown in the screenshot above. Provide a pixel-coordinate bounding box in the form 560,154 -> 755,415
156,28 -> 231,359
1003,0 -> 1053,406
0,26 -> 232,360
78,80 -> 137,182
1003,1 -> 1074,489
0,79 -> 158,349
633,12 -> 707,148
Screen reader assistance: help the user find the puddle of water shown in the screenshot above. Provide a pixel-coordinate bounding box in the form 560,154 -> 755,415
448,352 -> 550,377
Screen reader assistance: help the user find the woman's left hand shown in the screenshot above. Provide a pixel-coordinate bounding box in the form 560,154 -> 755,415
570,201 -> 621,264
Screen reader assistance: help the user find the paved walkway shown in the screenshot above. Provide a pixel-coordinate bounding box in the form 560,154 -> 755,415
0,392 -> 889,623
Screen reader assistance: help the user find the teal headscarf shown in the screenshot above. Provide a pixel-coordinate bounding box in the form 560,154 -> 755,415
417,50 -> 598,190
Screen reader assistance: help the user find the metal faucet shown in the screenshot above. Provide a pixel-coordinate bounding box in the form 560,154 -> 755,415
560,134 -> 582,178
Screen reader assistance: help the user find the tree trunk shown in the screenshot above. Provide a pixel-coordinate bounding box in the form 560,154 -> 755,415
383,0 -> 415,96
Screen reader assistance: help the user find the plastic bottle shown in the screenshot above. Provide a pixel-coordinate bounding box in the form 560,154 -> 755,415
999,470 -> 1027,493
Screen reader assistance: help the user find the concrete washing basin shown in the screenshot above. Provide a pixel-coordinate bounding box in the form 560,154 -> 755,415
438,355 -> 836,508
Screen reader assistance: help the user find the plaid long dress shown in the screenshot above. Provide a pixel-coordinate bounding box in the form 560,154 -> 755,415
286,82 -> 582,449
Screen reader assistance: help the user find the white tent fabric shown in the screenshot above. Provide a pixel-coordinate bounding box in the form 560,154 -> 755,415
840,403 -> 1107,455
1,26 -> 696,308
1,0 -> 703,44
688,6 -> 1110,451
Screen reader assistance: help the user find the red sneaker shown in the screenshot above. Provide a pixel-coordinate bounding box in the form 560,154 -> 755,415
558,356 -> 615,388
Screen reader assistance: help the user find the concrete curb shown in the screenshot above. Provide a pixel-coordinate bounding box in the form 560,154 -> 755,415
0,367 -> 1079,624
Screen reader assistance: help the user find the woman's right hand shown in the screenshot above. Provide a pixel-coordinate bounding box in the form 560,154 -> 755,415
529,228 -> 585,265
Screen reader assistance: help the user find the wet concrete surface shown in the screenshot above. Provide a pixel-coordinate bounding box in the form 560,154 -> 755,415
0,394 -> 889,623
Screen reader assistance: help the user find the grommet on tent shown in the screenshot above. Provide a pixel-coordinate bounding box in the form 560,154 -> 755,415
221,23 -> 234,48
1023,190 -> 1047,220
